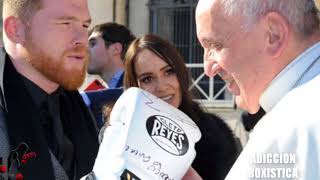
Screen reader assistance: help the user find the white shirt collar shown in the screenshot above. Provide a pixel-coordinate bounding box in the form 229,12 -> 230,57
260,42 -> 320,112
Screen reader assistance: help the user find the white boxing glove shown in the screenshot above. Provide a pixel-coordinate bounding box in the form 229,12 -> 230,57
87,87 -> 201,180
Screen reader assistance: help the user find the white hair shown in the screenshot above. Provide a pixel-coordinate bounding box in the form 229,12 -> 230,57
221,0 -> 319,36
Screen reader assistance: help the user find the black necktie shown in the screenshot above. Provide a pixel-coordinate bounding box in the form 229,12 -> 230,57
40,90 -> 75,179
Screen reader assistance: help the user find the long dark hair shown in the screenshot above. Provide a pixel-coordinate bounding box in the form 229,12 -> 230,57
123,34 -> 201,121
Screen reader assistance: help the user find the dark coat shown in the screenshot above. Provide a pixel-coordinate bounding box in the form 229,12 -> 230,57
192,112 -> 239,180
0,49 -> 99,180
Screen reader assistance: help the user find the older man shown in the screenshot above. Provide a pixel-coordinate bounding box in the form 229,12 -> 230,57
193,0 -> 320,179
0,0 -> 98,179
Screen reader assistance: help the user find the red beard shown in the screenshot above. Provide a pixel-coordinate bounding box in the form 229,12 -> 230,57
24,39 -> 89,90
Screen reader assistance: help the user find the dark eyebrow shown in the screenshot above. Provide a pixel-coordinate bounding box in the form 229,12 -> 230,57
160,64 -> 171,71
137,72 -> 152,79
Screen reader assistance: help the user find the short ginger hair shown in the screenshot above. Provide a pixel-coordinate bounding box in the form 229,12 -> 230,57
3,0 -> 42,21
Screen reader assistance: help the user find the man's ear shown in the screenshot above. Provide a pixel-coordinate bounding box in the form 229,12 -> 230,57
264,12 -> 289,58
3,16 -> 26,44
112,42 -> 123,56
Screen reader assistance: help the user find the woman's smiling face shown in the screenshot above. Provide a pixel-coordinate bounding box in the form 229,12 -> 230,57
134,49 -> 182,108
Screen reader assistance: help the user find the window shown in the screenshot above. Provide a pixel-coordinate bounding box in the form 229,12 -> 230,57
148,0 -> 234,107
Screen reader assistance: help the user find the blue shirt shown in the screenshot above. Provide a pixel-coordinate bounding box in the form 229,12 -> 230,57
108,70 -> 124,88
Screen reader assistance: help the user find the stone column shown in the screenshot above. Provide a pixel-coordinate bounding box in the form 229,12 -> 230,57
115,0 -> 128,26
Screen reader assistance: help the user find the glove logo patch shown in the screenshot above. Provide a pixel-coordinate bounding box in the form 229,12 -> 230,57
146,115 -> 189,156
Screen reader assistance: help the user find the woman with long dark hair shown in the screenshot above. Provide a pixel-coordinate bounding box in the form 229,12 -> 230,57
123,34 -> 239,180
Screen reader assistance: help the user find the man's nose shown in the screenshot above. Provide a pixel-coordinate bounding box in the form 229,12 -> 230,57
73,27 -> 89,47
203,50 -> 220,77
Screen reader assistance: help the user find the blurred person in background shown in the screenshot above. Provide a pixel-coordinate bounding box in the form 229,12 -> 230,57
87,22 -> 135,89
81,22 -> 135,128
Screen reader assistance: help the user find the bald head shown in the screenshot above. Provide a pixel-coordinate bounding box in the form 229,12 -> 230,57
197,0 -> 320,37
196,0 -> 216,16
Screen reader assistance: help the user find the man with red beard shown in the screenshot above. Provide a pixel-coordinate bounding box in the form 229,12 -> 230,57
0,0 -> 99,179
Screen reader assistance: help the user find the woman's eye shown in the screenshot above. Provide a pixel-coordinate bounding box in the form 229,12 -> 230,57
165,68 -> 175,75
141,76 -> 152,84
